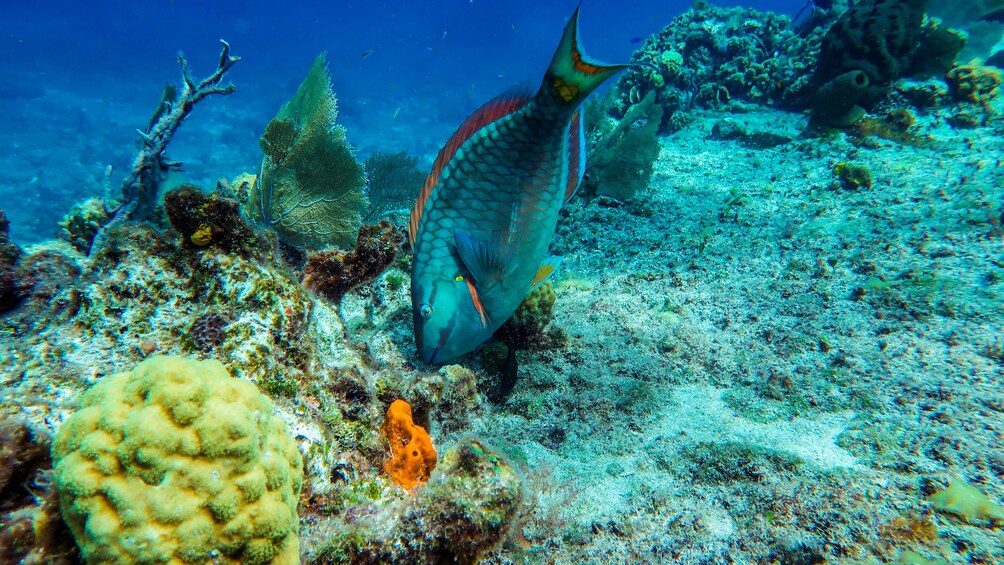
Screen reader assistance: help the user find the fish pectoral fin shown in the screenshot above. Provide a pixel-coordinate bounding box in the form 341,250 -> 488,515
454,229 -> 510,288
530,255 -> 563,291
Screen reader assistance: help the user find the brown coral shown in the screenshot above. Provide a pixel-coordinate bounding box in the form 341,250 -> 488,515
0,209 -> 25,313
188,311 -> 230,351
301,220 -> 404,304
946,60 -> 1002,104
0,415 -> 79,564
164,184 -> 266,257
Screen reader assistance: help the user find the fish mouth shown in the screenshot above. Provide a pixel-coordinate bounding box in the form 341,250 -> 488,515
424,343 -> 444,365
423,348 -> 438,364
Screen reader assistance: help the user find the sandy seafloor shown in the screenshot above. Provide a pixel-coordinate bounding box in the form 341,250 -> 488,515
1,96 -> 1003,563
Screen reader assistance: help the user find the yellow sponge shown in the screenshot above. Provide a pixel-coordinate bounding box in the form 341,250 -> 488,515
52,356 -> 303,564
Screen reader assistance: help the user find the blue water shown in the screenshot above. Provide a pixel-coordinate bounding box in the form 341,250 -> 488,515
0,0 -> 803,243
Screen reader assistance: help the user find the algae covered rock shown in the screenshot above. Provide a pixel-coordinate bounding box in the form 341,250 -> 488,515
242,53 -> 368,249
614,6 -> 822,127
312,437 -> 523,564
585,91 -> 663,202
164,184 -> 269,257
51,356 -> 303,564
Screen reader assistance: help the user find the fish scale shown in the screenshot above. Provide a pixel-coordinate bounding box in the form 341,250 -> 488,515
410,7 -> 628,364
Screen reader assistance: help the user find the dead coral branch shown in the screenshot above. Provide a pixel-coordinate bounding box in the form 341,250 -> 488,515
92,40 -> 240,258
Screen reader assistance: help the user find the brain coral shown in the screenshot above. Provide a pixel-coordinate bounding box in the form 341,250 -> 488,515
51,356 -> 303,565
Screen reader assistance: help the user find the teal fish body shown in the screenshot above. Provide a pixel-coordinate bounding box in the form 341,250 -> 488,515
410,7 -> 628,364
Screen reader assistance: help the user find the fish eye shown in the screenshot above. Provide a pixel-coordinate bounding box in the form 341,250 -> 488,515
420,304 -> 433,318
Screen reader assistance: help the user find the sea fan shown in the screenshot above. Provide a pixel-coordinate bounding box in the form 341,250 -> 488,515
242,53 -> 368,248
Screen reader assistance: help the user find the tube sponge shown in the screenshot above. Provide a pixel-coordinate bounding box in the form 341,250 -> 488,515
51,356 -> 303,565
811,70 -> 870,128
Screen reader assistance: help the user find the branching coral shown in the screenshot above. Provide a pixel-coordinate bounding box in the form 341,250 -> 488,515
92,41 -> 240,258
241,54 -> 368,249
301,220 -> 404,304
946,60 -> 1002,103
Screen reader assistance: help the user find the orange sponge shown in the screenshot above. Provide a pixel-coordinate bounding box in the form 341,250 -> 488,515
383,399 -> 437,489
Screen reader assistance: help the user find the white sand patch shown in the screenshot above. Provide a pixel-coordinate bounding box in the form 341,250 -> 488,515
656,384 -> 859,470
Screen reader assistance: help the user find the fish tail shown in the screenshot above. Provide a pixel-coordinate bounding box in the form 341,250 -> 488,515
544,6 -> 629,104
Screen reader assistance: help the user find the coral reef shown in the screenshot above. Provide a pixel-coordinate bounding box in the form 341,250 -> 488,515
813,0 -> 927,106
58,198 -> 111,254
363,151 -> 426,223
241,54 -> 368,249
311,438 -> 523,564
0,209 -> 26,313
5,8 -> 1004,565
910,18 -> 969,77
187,311 -> 230,352
302,220 -> 405,305
945,59 -> 1002,126
0,414 -> 80,564
164,184 -> 268,257
382,399 -> 437,490
809,0 -> 968,128
51,356 -> 303,564
613,6 -> 823,128
946,60 -> 1003,103
494,281 -> 558,352
585,92 -> 663,202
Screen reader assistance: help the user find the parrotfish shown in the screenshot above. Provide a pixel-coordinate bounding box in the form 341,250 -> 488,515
409,7 -> 628,364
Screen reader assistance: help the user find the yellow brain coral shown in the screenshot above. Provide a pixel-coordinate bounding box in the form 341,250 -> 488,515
51,356 -> 303,565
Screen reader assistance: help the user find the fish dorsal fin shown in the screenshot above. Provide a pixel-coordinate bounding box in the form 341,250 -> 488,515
454,229 -> 511,289
564,110 -> 585,205
531,255 -> 563,291
408,90 -> 532,247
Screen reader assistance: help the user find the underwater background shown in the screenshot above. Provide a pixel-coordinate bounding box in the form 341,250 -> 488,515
1,0 -> 806,243
1,0 -> 1004,564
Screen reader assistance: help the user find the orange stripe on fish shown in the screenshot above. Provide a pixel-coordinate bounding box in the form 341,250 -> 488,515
464,277 -> 488,328
408,92 -> 531,247
570,35 -> 609,76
